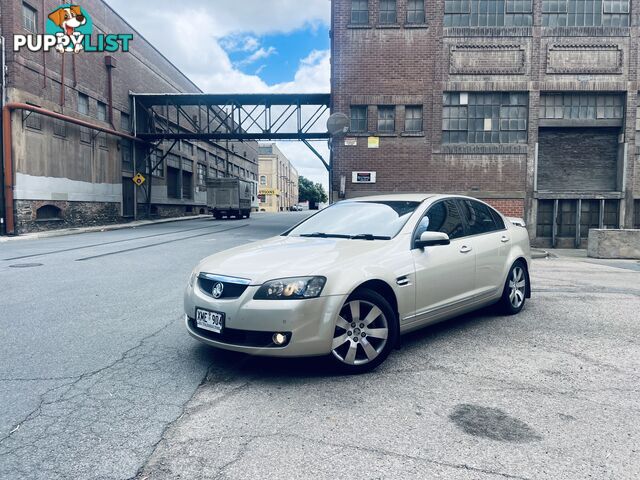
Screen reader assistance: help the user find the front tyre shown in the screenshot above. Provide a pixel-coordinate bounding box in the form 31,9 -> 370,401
499,261 -> 528,315
330,289 -> 398,374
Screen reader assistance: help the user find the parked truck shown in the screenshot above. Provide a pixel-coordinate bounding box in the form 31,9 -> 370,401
206,178 -> 253,219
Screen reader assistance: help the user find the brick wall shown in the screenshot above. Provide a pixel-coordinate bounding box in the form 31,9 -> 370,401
482,199 -> 525,219
331,0 -> 640,240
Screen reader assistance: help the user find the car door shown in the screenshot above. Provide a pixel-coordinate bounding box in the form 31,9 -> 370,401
457,199 -> 506,298
411,199 -> 476,321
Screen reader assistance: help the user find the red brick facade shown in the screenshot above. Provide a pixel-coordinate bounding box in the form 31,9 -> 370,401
331,0 -> 640,246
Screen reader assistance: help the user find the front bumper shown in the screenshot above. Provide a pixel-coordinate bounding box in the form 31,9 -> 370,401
184,284 -> 345,357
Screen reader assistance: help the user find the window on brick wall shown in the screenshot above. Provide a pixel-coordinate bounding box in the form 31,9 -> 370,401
444,0 -> 533,27
97,102 -> 107,122
350,106 -> 367,132
96,102 -> 108,148
542,0 -> 629,27
53,119 -> 67,137
120,113 -> 133,171
407,0 -> 426,23
197,163 -> 207,186
351,0 -> 369,24
183,160 -> 194,199
197,148 -> 207,163
23,3 -> 37,33
442,92 -> 528,144
181,141 -> 194,156
536,200 -> 554,238
379,0 -> 397,23
23,110 -> 42,131
377,106 -> 396,133
635,106 -> 640,131
405,106 -> 423,132
120,112 -> 130,131
78,93 -> 89,115
634,200 -> 640,229
540,93 -> 624,120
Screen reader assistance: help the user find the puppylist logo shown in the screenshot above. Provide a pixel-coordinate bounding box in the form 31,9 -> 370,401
14,4 -> 132,53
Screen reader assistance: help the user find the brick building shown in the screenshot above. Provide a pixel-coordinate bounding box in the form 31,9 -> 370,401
258,143 -> 299,212
0,0 -> 259,234
331,0 -> 640,247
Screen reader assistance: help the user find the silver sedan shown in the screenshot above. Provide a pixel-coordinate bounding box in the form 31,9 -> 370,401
185,194 -> 532,373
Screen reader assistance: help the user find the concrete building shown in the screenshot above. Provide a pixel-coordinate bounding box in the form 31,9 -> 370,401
331,0 -> 640,247
258,143 -> 299,212
0,0 -> 259,235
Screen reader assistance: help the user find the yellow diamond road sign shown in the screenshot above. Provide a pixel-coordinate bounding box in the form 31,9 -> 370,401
132,173 -> 146,186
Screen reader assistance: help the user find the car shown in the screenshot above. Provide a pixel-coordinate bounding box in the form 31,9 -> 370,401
184,194 -> 532,373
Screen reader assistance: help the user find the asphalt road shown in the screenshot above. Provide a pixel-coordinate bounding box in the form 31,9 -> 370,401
0,213 -> 308,480
1,215 -> 639,479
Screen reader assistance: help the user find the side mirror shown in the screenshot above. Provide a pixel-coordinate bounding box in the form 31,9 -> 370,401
415,231 -> 450,249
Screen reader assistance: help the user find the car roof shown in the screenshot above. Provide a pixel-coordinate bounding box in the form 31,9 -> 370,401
344,193 -> 438,203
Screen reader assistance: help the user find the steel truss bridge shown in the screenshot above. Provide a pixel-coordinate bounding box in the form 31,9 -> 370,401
131,93 -> 332,171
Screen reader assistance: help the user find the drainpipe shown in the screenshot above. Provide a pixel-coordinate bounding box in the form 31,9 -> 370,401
2,103 -> 145,235
0,36 -> 6,235
105,56 -> 116,128
60,53 -> 65,107
41,0 -> 47,89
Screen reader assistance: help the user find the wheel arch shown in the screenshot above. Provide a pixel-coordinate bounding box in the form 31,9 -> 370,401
350,279 -> 400,320
513,257 -> 532,299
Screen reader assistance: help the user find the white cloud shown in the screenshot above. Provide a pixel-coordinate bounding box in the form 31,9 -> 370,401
236,46 -> 278,67
220,35 -> 260,53
106,0 -> 331,189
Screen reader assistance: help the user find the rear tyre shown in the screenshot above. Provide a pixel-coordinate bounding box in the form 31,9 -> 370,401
329,289 -> 399,374
498,261 -> 528,315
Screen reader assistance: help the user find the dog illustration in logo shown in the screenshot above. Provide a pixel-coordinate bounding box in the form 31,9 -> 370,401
48,6 -> 87,53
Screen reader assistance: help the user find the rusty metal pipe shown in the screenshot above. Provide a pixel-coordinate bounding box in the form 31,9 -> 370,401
2,102 -> 146,235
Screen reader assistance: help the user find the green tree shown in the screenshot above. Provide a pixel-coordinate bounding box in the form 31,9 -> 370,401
298,176 -> 328,205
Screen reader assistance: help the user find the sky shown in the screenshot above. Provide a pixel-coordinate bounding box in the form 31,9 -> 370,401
106,0 -> 332,190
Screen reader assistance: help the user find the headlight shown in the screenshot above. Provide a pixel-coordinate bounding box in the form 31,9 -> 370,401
188,269 -> 198,287
254,276 -> 326,300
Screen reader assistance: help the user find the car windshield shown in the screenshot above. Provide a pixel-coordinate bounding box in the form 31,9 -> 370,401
287,201 -> 421,240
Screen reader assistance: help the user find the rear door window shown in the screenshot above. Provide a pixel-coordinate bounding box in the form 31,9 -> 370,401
459,200 -> 500,236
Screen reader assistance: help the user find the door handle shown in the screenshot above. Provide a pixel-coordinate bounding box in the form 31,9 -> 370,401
460,245 -> 472,254
501,235 -> 510,243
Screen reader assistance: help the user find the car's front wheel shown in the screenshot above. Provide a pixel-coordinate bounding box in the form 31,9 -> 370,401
330,289 -> 398,374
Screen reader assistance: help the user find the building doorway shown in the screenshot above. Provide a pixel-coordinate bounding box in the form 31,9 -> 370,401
535,127 -> 623,248
122,177 -> 135,218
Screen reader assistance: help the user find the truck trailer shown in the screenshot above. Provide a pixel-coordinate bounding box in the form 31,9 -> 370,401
206,178 -> 253,219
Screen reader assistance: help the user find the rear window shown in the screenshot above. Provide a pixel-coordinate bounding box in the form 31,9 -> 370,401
459,200 -> 501,236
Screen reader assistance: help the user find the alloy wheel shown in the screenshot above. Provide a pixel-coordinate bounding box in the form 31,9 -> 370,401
332,300 -> 389,366
509,266 -> 526,309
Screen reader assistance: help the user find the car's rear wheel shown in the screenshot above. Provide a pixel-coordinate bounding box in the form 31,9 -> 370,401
499,261 -> 528,315
330,289 -> 398,374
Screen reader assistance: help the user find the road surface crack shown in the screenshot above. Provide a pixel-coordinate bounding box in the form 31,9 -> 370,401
0,315 -> 179,452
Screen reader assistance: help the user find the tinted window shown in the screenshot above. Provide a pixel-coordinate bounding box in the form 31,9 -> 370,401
459,200 -> 500,235
289,201 -> 420,239
490,209 -> 506,230
415,200 -> 465,241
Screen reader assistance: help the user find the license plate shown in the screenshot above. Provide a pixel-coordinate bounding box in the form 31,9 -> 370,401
196,309 -> 225,334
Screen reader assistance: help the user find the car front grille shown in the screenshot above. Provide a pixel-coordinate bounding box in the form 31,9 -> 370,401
188,318 -> 291,348
198,274 -> 251,299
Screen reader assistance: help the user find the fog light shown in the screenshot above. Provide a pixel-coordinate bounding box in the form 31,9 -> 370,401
272,333 -> 287,345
